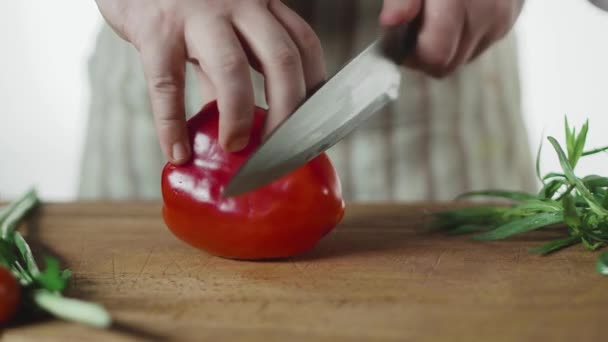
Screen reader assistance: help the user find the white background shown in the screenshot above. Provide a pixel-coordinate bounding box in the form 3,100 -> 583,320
1,0 -> 608,201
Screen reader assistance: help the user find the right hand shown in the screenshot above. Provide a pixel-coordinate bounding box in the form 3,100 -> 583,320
380,0 -> 524,78
95,0 -> 326,163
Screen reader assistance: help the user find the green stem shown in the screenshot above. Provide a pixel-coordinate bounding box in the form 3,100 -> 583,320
555,184 -> 576,201
1,188 -> 39,240
13,261 -> 34,285
14,232 -> 40,275
33,290 -> 112,328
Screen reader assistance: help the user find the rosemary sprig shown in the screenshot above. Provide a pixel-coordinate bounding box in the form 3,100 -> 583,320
433,117 -> 608,274
0,189 -> 111,327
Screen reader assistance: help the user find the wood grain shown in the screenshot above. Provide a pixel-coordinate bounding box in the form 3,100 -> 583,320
2,202 -> 606,342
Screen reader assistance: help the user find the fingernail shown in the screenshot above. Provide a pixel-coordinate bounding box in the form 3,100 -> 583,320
172,141 -> 189,163
226,136 -> 249,152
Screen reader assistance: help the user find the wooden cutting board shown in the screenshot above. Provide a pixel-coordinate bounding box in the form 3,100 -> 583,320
2,202 -> 606,341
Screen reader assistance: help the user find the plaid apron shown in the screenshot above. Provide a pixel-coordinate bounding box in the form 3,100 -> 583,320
79,0 -> 536,201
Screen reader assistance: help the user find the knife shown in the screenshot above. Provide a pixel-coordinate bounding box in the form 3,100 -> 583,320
223,24 -> 419,197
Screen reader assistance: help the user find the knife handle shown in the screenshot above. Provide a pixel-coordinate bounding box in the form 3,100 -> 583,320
379,19 -> 421,65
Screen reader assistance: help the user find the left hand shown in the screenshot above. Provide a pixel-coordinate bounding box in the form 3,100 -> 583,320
380,0 -> 525,78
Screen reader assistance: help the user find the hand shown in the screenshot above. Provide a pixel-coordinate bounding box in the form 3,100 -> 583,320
380,0 -> 525,77
95,0 -> 326,163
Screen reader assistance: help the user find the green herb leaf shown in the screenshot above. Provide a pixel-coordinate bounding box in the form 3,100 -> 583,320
512,199 -> 561,214
0,189 -> 39,240
565,116 -> 575,161
436,117 -> 608,275
562,195 -> 581,229
596,252 -> 608,275
542,172 -> 566,181
473,212 -> 563,241
582,175 -> 608,189
548,136 -> 608,216
13,232 -> 40,276
457,190 -> 537,202
582,145 -> 608,156
13,261 -> 34,285
582,237 -> 603,251
0,188 -> 112,328
570,119 -> 589,168
529,235 -> 581,255
539,179 -> 565,200
447,224 -> 497,235
432,206 -> 509,229
535,136 -> 544,182
36,257 -> 70,292
0,240 -> 17,268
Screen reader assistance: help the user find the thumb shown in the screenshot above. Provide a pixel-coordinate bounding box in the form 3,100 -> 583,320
380,0 -> 422,27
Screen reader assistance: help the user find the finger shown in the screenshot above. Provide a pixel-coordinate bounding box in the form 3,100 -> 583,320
192,65 -> 217,105
467,1 -> 523,63
411,0 -> 465,77
444,21 -> 484,73
185,17 -> 255,152
269,0 -> 326,94
380,0 -> 422,26
186,58 -> 218,105
233,3 -> 306,136
468,35 -> 493,63
489,0 -> 524,41
139,37 -> 190,164
458,34 -> 485,67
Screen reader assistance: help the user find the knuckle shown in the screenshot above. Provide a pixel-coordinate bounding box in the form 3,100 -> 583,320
207,0 -> 231,13
299,29 -> 323,57
209,53 -> 248,75
148,74 -> 182,95
156,116 -> 182,127
154,115 -> 184,136
143,3 -> 180,34
239,0 -> 272,10
218,93 -> 254,120
217,80 -> 253,106
269,45 -> 301,69
131,3 -> 182,48
420,44 -> 453,70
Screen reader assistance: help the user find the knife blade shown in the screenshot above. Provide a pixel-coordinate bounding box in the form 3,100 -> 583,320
223,25 -> 418,197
